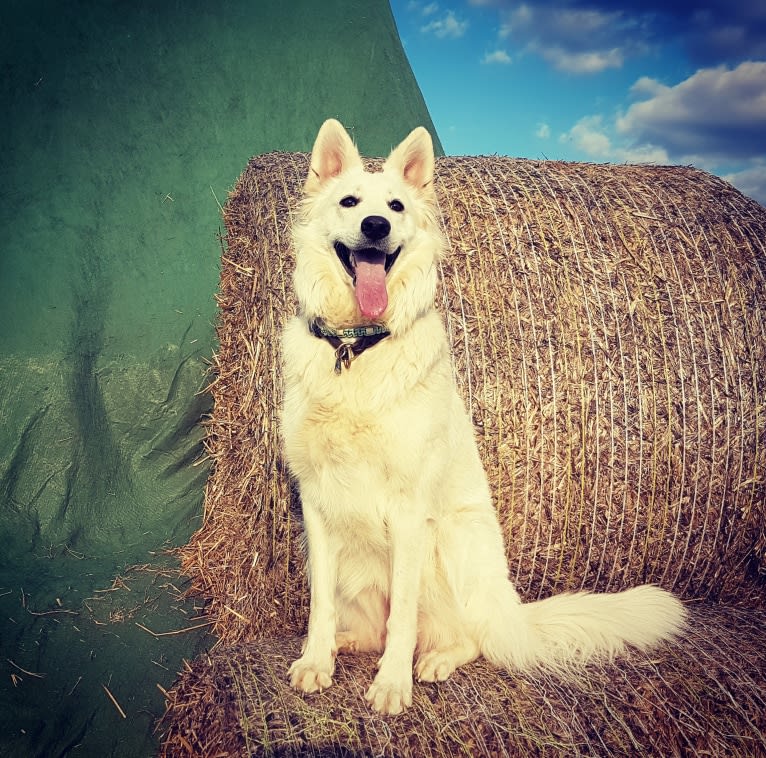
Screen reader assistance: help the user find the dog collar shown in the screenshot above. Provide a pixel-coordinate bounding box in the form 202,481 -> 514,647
309,318 -> 390,374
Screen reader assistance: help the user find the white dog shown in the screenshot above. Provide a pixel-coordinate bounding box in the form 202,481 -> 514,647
280,119 -> 686,715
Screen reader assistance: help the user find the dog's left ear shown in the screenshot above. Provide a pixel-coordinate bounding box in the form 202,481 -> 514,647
385,127 -> 435,193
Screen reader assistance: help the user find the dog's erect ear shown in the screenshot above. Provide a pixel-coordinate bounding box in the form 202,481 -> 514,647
385,127 -> 435,192
305,119 -> 362,194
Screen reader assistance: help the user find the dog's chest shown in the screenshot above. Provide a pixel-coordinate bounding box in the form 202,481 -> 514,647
281,316 -> 457,520
300,400 -> 386,471
285,366 -> 435,503
286,393 -> 403,532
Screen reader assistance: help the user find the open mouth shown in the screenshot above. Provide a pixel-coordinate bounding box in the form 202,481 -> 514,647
333,242 -> 401,319
334,242 -> 401,282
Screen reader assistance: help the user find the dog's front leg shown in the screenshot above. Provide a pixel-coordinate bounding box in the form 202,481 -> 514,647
365,509 -> 426,715
289,501 -> 339,693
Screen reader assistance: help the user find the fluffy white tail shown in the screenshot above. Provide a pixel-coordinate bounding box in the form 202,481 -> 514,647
482,584 -> 687,674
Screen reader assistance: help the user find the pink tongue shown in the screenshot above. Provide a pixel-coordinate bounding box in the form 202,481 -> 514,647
354,250 -> 388,319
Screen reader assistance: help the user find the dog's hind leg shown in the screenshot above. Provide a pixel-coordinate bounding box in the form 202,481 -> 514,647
334,631 -> 360,654
336,587 -> 388,653
415,639 -> 480,682
414,573 -> 480,682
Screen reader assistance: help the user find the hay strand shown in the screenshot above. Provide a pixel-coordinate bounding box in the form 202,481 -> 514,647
102,684 -> 127,719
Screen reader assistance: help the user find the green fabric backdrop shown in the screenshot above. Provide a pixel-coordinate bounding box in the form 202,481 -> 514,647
0,1 -> 440,754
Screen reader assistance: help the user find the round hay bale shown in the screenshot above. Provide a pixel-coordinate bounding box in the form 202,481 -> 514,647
181,153 -> 766,645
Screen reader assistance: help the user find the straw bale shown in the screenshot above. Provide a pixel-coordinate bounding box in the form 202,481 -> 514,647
162,153 -> 766,756
160,603 -> 766,756
180,153 -> 766,645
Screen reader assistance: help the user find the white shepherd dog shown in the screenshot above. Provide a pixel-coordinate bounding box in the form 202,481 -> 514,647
280,119 -> 686,715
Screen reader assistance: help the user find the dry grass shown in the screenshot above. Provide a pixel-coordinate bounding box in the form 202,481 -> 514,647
161,153 -> 766,755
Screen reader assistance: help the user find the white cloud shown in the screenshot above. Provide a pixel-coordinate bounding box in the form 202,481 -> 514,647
680,3 -> 766,63
560,115 -> 613,159
497,5 -> 638,74
499,4 -> 533,36
481,0 -> 766,64
407,0 -> 435,12
466,0 -> 766,75
629,75 -> 666,98
560,114 -> 669,164
541,46 -> 624,74
723,162 -> 766,206
556,61 -> 766,205
536,122 -> 551,139
421,10 -> 468,38
482,49 -> 512,64
617,62 -> 766,162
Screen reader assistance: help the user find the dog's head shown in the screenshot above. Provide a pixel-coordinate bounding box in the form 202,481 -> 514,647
292,119 -> 444,334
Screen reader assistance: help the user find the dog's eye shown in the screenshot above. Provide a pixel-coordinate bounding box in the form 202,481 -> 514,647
339,196 -> 359,208
388,199 -> 405,213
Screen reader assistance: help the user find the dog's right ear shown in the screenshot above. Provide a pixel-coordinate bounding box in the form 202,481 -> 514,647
305,119 -> 362,194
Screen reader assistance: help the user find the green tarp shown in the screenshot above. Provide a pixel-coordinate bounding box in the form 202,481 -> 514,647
0,2 -> 439,754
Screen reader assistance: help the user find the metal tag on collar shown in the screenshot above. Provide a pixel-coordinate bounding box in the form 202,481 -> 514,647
334,343 -> 355,374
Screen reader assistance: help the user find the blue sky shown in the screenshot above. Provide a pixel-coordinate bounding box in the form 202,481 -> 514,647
389,0 -> 766,205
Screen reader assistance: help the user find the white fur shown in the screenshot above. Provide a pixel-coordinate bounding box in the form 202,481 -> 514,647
281,119 -> 687,715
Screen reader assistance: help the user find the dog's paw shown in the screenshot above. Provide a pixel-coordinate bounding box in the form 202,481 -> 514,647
365,672 -> 413,715
415,649 -> 459,682
288,655 -> 334,693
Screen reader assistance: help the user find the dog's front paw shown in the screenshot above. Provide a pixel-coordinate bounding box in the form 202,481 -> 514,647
365,671 -> 413,715
289,655 -> 334,693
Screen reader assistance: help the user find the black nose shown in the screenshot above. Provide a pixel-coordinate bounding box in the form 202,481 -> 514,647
361,215 -> 391,242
